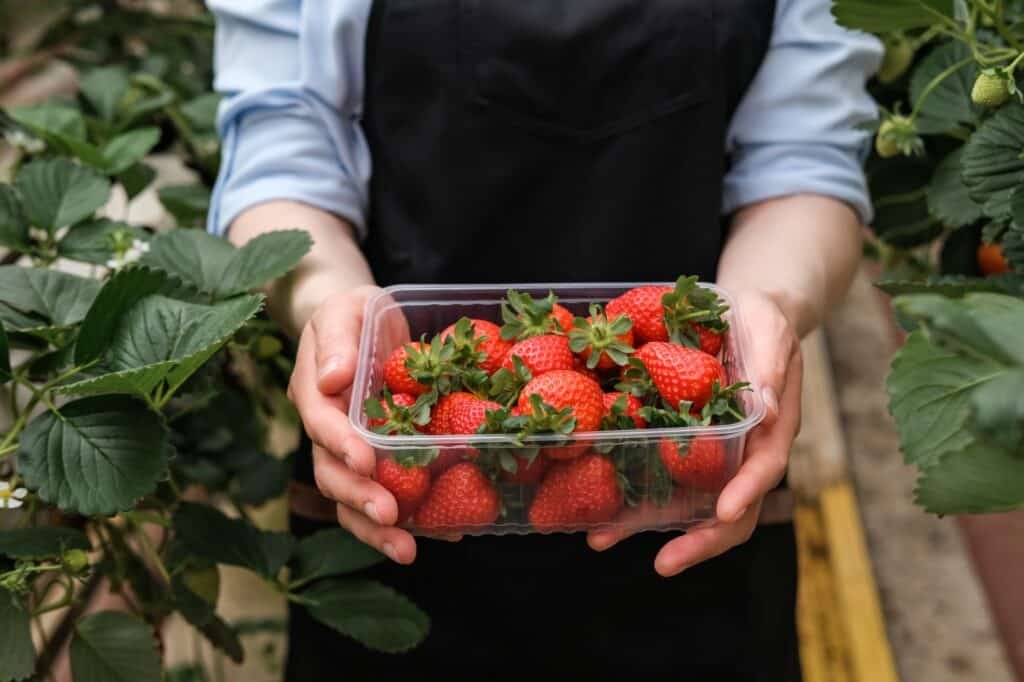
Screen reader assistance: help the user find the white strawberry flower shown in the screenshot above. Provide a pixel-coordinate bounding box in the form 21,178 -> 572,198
3,129 -> 45,154
0,482 -> 28,509
106,239 -> 151,271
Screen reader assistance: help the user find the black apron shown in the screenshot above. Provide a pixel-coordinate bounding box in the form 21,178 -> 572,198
289,1 -> 800,680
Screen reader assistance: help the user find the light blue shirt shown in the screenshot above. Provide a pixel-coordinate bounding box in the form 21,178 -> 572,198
207,0 -> 882,238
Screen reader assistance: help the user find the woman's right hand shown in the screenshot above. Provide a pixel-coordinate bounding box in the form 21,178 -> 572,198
287,285 -> 419,565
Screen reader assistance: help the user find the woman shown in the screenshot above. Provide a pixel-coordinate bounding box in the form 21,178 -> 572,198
208,1 -> 880,679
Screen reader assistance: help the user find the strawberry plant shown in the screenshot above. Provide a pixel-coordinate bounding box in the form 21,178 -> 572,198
0,4 -> 428,681
833,0 -> 1024,513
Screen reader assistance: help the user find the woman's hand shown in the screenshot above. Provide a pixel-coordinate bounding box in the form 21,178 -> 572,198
288,287 -> 420,565
587,291 -> 803,577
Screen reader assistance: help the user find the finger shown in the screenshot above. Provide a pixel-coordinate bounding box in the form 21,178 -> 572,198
653,503 -> 762,577
312,444 -> 399,525
336,503 -> 417,564
717,353 -> 803,521
311,294 -> 365,395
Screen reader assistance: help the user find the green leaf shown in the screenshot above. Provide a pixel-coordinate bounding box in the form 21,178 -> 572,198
79,66 -> 130,123
180,93 -> 221,131
70,611 -> 161,682
57,219 -> 149,266
0,325 -> 9,385
157,184 -> 210,224
915,442 -> 1024,514
117,162 -> 157,201
0,266 -> 102,329
898,292 -> 1024,365
142,229 -> 311,299
141,230 -> 233,295
217,230 -> 313,297
0,185 -> 29,251
75,267 -> 168,364
14,158 -> 111,233
60,294 -> 263,397
101,127 -> 160,175
232,453 -> 290,506
968,369 -> 1024,452
302,579 -> 429,653
832,0 -> 954,32
289,529 -> 383,586
0,527 -> 90,558
0,591 -> 35,682
8,102 -> 87,142
875,275 -> 1021,297
171,576 -> 244,663
962,103 -> 1024,220
927,147 -> 983,227
909,41 -> 980,134
886,330 -> 994,467
869,158 -> 942,247
17,396 -> 169,515
172,503 -> 294,578
1004,223 -> 1024,272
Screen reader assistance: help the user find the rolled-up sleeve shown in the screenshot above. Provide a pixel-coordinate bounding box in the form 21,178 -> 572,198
207,0 -> 372,237
723,0 -> 883,223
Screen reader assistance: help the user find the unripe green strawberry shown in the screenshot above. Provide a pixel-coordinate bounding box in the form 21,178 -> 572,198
972,71 -> 1010,108
875,120 -> 902,158
877,36 -> 914,84
61,549 -> 90,576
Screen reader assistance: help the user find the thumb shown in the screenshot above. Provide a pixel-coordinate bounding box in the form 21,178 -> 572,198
311,295 -> 363,395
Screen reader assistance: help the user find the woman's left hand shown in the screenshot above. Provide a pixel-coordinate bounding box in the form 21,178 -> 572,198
587,290 -> 803,577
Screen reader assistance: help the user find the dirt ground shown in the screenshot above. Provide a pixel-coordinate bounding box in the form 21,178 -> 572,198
826,271 -> 1015,682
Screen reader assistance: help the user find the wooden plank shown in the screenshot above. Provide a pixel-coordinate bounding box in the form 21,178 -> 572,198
820,483 -> 900,682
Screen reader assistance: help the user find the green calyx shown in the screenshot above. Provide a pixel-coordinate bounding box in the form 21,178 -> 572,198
615,357 -> 657,402
391,448 -> 439,468
661,275 -> 729,348
637,380 -> 749,427
488,355 -> 532,406
568,303 -> 635,369
601,393 -> 637,431
874,111 -> 923,159
364,389 -> 436,435
445,317 -> 489,368
404,332 -> 489,396
500,289 -> 565,340
504,394 -> 577,440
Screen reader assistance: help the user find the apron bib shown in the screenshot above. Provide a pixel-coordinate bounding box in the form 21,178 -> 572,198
290,2 -> 800,680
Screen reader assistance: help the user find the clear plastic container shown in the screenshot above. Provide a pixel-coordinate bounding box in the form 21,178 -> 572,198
350,283 -> 765,536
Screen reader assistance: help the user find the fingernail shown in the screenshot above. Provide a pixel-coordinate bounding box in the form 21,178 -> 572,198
382,542 -> 398,562
762,387 -> 779,417
363,501 -> 380,523
319,355 -> 344,380
590,536 -> 614,551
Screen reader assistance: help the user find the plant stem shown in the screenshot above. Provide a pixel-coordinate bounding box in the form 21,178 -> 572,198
910,56 -> 976,120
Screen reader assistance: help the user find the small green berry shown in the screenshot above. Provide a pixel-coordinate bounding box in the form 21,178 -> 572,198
972,71 -> 1010,108
875,120 -> 902,158
61,549 -> 90,576
254,334 -> 284,359
878,36 -> 914,84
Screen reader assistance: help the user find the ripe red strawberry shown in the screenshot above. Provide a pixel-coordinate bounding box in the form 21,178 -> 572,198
383,342 -> 430,396
367,393 -> 417,429
376,458 -> 431,522
447,395 -> 502,435
634,342 -> 727,410
606,286 -> 672,344
516,370 -> 604,433
528,453 -> 623,529
500,290 -> 575,340
601,392 -> 646,429
440,318 -> 513,375
568,304 -> 635,371
692,323 -> 723,356
658,438 -> 727,492
500,454 -> 550,485
413,462 -> 500,530
572,357 -> 601,383
426,392 -> 475,435
501,334 -> 574,376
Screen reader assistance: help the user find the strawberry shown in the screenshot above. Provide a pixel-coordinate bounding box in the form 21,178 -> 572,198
440,318 -> 513,375
501,334 -> 574,376
376,457 -> 431,522
605,285 -> 672,344
383,342 -> 431,396
426,392 -> 475,435
601,392 -> 646,429
568,303 -> 634,370
499,453 -> 551,485
413,462 -> 500,530
633,342 -> 727,411
606,277 -> 729,352
572,356 -> 602,383
528,453 -> 623,529
447,394 -> 503,435
364,392 -> 432,434
500,290 -> 574,340
516,370 -> 604,433
978,242 -> 1011,276
692,323 -> 723,356
658,438 -> 727,492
